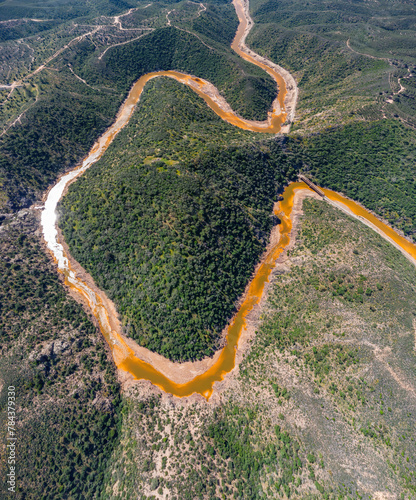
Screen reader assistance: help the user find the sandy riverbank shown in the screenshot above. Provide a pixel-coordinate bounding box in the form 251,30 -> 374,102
232,0 -> 298,130
51,184 -> 319,397
325,195 -> 416,269
46,179 -> 416,402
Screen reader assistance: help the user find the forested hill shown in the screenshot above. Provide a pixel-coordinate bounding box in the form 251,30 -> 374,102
289,120 -> 416,241
0,0 -> 136,21
0,0 -> 275,213
247,0 -> 416,132
2,0 -> 416,498
59,77 -> 297,362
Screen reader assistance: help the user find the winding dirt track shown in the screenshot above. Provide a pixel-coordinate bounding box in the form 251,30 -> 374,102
40,0 -> 416,400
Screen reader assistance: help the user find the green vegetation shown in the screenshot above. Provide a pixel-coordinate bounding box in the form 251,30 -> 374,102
0,0 -> 277,212
250,0 -> 416,60
247,0 -> 416,131
0,213 -> 122,499
249,22 -> 390,131
0,70 -> 122,210
0,19 -> 59,43
290,120 -> 416,240
0,0 -> 136,22
59,77 -> 297,361
103,393 -> 328,499
238,198 -> 416,497
207,408 -> 307,498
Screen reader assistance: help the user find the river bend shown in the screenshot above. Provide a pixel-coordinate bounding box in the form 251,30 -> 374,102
40,0 -> 416,399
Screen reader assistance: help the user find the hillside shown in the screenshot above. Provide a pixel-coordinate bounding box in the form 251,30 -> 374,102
247,0 -> 416,131
0,0 -> 276,212
0,212 -> 122,499
102,198 -> 416,498
0,0 -> 416,498
58,77 -> 296,362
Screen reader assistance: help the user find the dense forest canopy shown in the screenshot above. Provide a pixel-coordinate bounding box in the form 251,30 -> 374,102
0,0 -> 275,211
1,0 -> 416,497
59,78 -> 297,361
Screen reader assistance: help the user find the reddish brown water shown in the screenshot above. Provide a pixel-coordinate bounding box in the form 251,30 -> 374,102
117,182 -> 299,398
46,180 -> 416,400
42,0 -> 416,400
231,0 -> 287,132
116,181 -> 416,400
323,188 -> 416,262
106,65 -> 285,134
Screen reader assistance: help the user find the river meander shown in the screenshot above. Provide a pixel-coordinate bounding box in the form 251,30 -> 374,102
40,0 -> 416,399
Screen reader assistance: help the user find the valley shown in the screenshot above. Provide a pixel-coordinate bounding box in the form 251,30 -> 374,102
0,0 -> 416,498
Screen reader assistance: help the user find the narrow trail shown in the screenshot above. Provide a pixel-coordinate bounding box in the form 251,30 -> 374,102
166,1 -> 213,50
0,4 -> 155,116
67,64 -> 97,89
173,26 -> 214,50
0,83 -> 39,137
346,38 -> 388,61
113,7 -> 140,30
98,31 -> 153,60
166,9 -> 173,26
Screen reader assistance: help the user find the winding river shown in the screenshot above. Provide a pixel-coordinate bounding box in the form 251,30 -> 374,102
40,0 -> 416,400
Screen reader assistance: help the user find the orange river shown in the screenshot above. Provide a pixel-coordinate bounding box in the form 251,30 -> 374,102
118,182 -> 416,398
40,0 -> 416,400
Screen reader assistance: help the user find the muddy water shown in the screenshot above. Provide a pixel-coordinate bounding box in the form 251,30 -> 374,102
231,0 -> 287,132
40,0 -> 293,399
40,0 -> 416,400
134,70 -> 285,133
116,182 -> 416,399
322,188 -> 416,263
118,184 -> 298,398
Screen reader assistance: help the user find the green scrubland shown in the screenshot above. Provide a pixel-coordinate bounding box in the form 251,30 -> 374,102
0,0 -> 275,212
0,0 -> 136,22
248,0 -> 416,130
0,213 -> 122,499
1,0 -> 416,497
59,77 -> 297,361
102,198 -> 416,499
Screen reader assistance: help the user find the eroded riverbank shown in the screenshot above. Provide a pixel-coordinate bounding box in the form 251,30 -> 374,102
44,172 -> 416,401
46,182 -> 321,399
